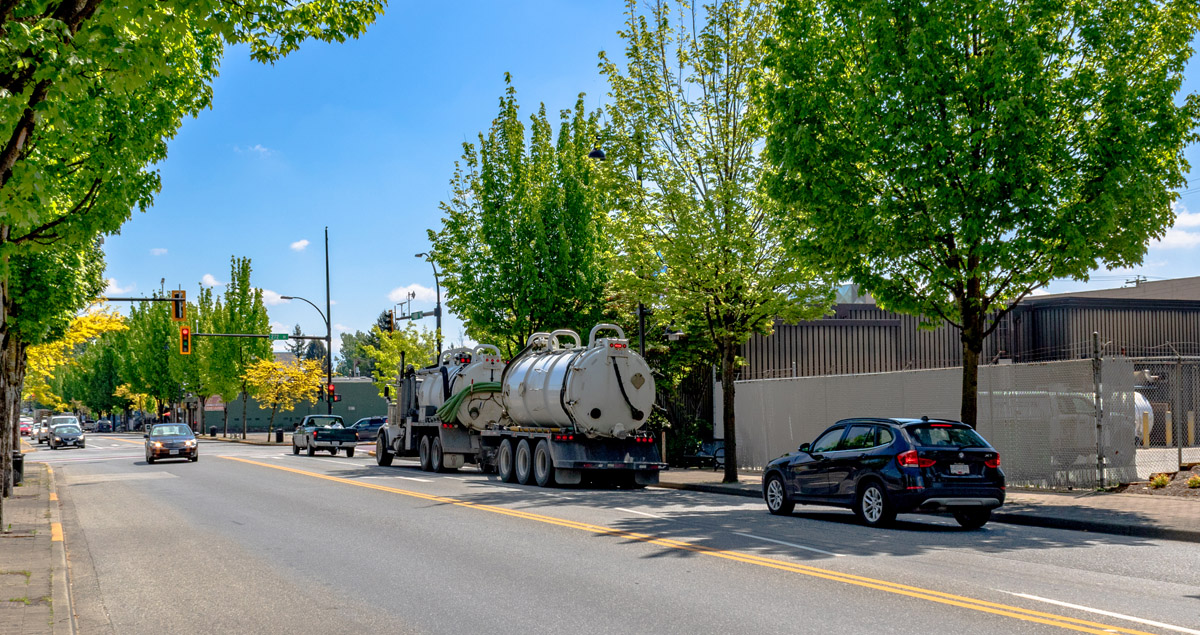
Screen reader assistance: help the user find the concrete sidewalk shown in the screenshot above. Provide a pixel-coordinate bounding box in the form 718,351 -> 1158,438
0,462 -> 73,634
657,468 -> 1200,542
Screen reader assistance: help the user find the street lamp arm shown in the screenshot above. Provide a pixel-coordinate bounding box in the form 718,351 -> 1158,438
281,295 -> 328,332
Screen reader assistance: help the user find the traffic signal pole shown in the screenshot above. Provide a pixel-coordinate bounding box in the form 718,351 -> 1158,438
325,227 -> 332,415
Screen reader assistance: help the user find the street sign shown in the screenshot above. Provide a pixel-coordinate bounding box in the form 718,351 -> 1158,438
270,333 -> 290,341
412,311 -> 423,320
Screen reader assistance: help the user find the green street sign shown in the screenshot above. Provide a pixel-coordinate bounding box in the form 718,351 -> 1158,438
411,311 -> 423,320
270,333 -> 290,341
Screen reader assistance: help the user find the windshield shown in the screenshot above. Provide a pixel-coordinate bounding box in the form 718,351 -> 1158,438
55,425 -> 81,434
51,416 -> 77,425
906,425 -> 989,448
151,425 -> 193,437
307,416 -> 344,427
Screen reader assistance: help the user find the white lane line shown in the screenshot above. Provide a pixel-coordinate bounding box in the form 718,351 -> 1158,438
28,455 -> 142,464
733,532 -> 845,557
396,476 -> 434,482
615,507 -> 667,519
314,459 -> 358,466
1005,592 -> 1200,635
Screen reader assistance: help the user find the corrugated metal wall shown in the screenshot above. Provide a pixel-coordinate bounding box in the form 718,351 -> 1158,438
741,298 -> 1200,380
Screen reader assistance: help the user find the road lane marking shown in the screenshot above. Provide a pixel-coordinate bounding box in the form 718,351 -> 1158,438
1006,593 -> 1200,635
396,476 -> 434,482
220,455 -> 1157,635
109,437 -> 144,445
49,492 -> 57,501
51,523 -> 63,542
615,507 -> 667,519
28,455 -> 143,463
733,532 -> 844,557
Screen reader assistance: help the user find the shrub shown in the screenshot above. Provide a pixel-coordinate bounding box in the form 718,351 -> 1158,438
1149,474 -> 1171,489
1187,475 -> 1200,489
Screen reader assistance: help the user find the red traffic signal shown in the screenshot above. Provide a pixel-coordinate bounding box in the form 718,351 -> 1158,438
179,327 -> 191,355
327,383 -> 336,394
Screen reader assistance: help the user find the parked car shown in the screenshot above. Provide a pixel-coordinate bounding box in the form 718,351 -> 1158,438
48,423 -> 85,450
40,415 -> 79,445
348,416 -> 387,441
145,424 -> 198,464
95,419 -> 113,433
762,417 -> 1005,529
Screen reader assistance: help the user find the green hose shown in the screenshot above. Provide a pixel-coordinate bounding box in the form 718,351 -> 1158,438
436,382 -> 503,425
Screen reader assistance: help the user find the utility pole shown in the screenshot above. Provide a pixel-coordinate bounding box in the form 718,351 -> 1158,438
325,226 -> 332,415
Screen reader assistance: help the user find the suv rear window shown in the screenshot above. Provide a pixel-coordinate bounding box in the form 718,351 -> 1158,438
906,424 -> 988,448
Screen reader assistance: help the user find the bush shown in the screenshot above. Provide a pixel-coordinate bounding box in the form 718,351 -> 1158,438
1187,475 -> 1200,489
1149,474 -> 1171,489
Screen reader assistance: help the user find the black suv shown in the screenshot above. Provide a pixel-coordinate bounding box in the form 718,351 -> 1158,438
762,418 -> 1004,529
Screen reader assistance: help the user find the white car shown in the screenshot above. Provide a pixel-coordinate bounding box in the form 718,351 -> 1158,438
40,415 -> 79,444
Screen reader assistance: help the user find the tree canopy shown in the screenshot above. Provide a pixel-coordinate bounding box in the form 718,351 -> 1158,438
760,0 -> 1200,425
428,76 -> 611,356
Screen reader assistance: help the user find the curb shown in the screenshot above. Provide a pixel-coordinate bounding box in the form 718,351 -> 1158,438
655,481 -> 1200,543
45,466 -> 76,634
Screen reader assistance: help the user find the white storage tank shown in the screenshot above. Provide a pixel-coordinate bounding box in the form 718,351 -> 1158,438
416,346 -> 506,427
501,324 -> 654,438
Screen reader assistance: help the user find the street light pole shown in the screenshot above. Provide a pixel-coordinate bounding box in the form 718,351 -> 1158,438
415,252 -> 442,358
280,294 -> 331,414
324,227 -> 332,415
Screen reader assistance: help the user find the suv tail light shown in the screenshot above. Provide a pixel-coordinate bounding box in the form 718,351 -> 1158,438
985,454 -> 1001,468
897,450 -> 936,468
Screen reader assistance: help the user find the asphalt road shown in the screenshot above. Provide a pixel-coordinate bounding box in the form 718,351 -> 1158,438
31,434 -> 1200,635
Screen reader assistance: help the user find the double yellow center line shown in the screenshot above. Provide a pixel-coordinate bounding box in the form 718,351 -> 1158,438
221,456 -> 1156,635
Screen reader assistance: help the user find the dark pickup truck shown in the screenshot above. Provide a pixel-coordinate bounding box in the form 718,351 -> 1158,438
292,415 -> 359,457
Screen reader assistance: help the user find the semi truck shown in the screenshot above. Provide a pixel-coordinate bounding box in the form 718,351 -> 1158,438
375,324 -> 665,487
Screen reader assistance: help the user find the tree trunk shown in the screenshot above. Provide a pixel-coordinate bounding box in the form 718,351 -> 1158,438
222,405 -> 229,437
198,396 -> 206,433
959,291 -> 985,429
241,389 -> 249,439
721,340 -> 739,484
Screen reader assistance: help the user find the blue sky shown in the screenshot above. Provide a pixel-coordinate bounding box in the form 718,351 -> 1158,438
100,3 -> 1200,358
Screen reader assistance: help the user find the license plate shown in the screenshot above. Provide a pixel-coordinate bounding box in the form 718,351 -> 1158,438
950,463 -> 969,475
169,449 -> 179,455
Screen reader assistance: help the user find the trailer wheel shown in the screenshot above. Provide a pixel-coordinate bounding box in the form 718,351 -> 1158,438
376,434 -> 394,466
419,435 -> 433,471
497,439 -> 516,482
515,439 -> 533,485
431,438 -> 444,473
533,440 -> 556,487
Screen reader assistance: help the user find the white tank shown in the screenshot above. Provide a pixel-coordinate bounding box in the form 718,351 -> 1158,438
501,324 -> 654,438
416,345 -> 506,428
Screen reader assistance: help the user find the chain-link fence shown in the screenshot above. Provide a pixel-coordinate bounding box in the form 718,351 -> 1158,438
731,353 -> 1192,488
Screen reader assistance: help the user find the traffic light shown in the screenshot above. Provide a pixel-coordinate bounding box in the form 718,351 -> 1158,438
387,309 -> 395,333
327,383 -> 336,403
179,326 -> 191,355
170,290 -> 187,322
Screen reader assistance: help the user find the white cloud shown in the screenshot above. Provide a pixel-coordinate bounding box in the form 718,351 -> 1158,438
201,273 -> 223,287
270,321 -> 290,333
290,239 -> 310,251
149,248 -> 168,256
234,144 -> 275,156
388,283 -> 437,303
1151,228 -> 1200,250
334,323 -> 350,332
104,278 -> 133,295
261,289 -> 286,306
1173,208 -> 1200,229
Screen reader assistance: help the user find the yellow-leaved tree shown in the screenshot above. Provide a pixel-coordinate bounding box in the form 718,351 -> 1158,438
24,310 -> 128,410
243,358 -> 323,431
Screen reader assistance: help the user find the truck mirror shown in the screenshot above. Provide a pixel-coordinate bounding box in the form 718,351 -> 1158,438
384,386 -> 391,400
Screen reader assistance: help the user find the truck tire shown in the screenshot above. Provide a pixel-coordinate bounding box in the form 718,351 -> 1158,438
306,443 -> 314,457
419,436 -> 433,471
345,447 -> 355,458
431,438 -> 444,473
330,447 -> 338,456
515,439 -> 533,485
533,440 -> 556,487
292,442 -> 300,455
497,439 -> 516,482
376,435 -> 394,466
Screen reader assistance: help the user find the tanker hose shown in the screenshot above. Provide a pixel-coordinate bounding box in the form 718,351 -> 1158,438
612,363 -> 644,421
435,382 -> 503,425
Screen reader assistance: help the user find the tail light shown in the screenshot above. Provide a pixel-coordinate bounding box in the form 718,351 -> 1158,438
985,454 -> 1001,469
897,450 -> 935,468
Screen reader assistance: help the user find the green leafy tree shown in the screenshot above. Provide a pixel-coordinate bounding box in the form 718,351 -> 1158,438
599,0 -> 832,481
428,75 -> 610,356
361,324 -> 437,397
125,295 -> 182,418
761,0 -> 1200,426
0,0 -> 384,451
210,257 -> 270,438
